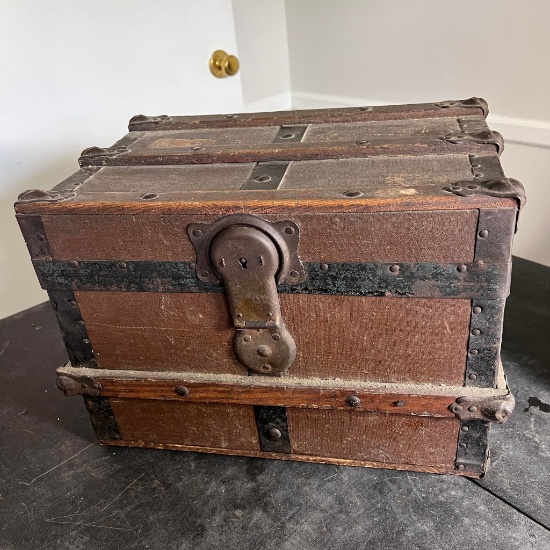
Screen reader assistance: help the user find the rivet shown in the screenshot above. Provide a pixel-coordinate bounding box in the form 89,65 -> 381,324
226,114 -> 238,119
280,133 -> 295,139
472,164 -> 482,169
89,358 -> 98,365
472,328 -> 481,336
191,146 -> 203,151
268,428 -> 282,440
201,270 -> 209,278
290,270 -> 299,278
459,442 -> 467,448
450,185 -> 462,191
261,364 -> 272,373
284,226 -> 294,235
272,334 -> 280,341
395,401 -> 405,407
473,306 -> 482,314
69,260 -> 79,268
461,426 -> 469,432
457,464 -> 465,471
389,264 -> 400,274
69,300 -> 78,308
192,229 -> 202,237
113,435 -> 121,441
457,264 -> 467,273
254,175 -> 271,183
189,263 -> 196,270
468,406 -> 478,412
117,262 -> 127,270
467,184 -> 479,190
346,395 -> 361,407
78,320 -> 85,326
468,373 -> 478,380
37,233 -> 45,241
235,313 -> 243,319
474,259 -> 484,265
141,193 -> 158,200
243,334 -> 251,342
473,173 -> 484,178
175,386 -> 189,396
257,345 -> 272,357
344,190 -> 363,198
267,312 -> 273,318
80,383 -> 87,389
320,263 -> 329,271
356,140 -> 369,145
470,349 -> 479,355
358,107 -> 372,112
479,229 -> 489,238
44,256 -> 53,261
83,339 -> 90,344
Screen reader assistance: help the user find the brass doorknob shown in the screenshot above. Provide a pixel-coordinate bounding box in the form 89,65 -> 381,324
210,50 -> 240,78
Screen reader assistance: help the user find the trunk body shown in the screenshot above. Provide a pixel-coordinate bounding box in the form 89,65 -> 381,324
16,98 -> 524,477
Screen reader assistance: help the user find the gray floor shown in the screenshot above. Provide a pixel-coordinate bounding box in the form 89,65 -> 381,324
1,257 -> 548,550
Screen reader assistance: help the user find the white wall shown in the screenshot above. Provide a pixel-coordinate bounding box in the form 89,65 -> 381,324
286,0 -> 550,266
232,0 -> 291,111
1,0 -> 245,319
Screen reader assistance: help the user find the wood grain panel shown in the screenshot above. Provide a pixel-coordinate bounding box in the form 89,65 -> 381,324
282,295 -> 470,384
301,118 -> 462,142
43,210 -> 477,263
110,399 -> 260,450
76,292 -> 469,384
280,155 -> 472,190
77,164 -> 255,193
287,409 -> 459,467
76,292 -> 245,374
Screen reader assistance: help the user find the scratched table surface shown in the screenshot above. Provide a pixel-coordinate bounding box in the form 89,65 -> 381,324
1,256 -> 549,550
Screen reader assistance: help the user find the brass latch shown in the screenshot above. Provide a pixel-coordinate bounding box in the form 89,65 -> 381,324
188,214 -> 306,375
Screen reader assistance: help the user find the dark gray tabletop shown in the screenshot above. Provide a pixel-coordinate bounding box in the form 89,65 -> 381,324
1,257 -> 549,550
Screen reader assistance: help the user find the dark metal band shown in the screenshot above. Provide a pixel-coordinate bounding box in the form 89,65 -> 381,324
465,299 -> 506,387
84,396 -> 121,441
34,260 -> 511,300
48,290 -> 97,368
254,406 -> 291,453
455,420 -> 489,475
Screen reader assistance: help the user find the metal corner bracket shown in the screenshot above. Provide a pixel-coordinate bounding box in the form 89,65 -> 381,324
79,145 -> 129,166
436,97 -> 489,118
128,114 -> 170,131
16,189 -> 76,204
56,366 -> 102,396
449,389 -> 515,423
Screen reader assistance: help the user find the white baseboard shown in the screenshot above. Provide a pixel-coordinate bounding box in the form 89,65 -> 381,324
292,91 -> 550,149
243,92 -> 292,113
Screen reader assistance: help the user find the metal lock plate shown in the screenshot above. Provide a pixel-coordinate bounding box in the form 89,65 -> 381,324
188,214 -> 306,375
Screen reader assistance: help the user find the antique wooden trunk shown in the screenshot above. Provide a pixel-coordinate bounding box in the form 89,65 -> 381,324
16,97 -> 525,477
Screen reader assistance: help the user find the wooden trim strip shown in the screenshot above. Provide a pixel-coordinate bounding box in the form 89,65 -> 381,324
33,260 -> 511,300
78,138 -> 499,168
127,98 -> 488,131
14,190 -> 516,215
98,439 -> 482,477
57,365 -> 510,418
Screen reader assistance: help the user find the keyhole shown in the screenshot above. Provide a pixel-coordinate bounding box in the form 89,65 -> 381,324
239,258 -> 247,269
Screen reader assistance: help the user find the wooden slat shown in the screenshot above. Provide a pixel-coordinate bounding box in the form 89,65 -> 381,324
42,210 -> 478,263
287,409 -> 459,467
79,139 -> 498,167
127,99 -> 487,131
58,364 -> 509,416
110,399 -> 260,450
101,439 -> 480,476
